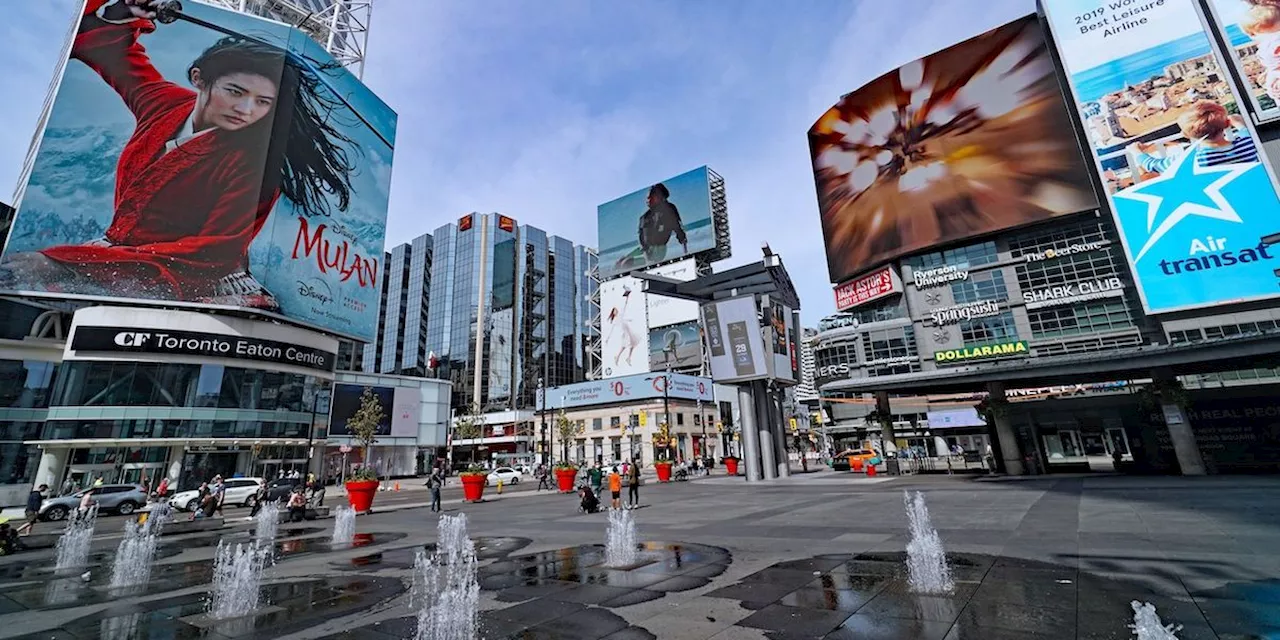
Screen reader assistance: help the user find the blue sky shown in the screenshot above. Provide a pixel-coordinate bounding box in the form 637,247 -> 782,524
0,0 -> 1034,323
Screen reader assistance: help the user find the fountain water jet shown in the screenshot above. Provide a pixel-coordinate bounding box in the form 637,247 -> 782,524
903,491 -> 953,594
1130,601 -> 1182,639
207,540 -> 269,619
605,507 -> 638,568
54,505 -> 98,571
412,514 -> 479,640
331,505 -> 356,546
108,504 -> 169,588
254,502 -> 279,547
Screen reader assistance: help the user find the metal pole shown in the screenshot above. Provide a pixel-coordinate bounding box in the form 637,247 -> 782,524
662,371 -> 671,462
738,385 -> 762,482
757,382 -> 777,480
538,378 -> 547,467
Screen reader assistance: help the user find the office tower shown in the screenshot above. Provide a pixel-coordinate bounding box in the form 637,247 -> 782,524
424,214 -> 595,412
361,233 -> 432,376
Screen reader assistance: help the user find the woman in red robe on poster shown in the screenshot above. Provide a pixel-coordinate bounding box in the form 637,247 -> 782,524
0,0 -> 357,310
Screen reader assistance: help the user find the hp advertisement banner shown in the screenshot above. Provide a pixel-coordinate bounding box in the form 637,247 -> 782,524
1042,0 -> 1280,314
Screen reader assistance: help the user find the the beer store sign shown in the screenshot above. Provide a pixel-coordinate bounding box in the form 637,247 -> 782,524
935,340 -> 1029,364
913,265 -> 969,289
1022,277 -> 1123,310
1023,241 -> 1106,262
929,299 -> 1000,326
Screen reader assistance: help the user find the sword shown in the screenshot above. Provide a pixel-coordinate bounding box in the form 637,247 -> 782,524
150,0 -> 392,149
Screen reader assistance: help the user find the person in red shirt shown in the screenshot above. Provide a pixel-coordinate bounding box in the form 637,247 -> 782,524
0,0 -> 357,309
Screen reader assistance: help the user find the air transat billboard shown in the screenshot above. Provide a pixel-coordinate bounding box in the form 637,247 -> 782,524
1041,0 -> 1280,313
0,0 -> 395,340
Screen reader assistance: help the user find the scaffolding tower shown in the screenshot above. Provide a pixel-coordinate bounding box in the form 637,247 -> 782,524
203,0 -> 372,78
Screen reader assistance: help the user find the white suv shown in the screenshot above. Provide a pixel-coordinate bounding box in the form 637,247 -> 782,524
172,477 -> 264,511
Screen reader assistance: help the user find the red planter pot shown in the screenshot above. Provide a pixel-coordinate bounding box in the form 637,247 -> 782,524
554,469 -> 577,493
723,457 -> 739,476
460,474 -> 487,502
654,461 -> 673,483
344,480 -> 379,513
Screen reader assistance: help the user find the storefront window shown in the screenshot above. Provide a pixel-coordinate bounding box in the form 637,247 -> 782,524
42,419 -> 309,441
52,361 -> 328,412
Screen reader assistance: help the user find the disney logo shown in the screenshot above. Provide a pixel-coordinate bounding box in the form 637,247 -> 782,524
296,278 -> 334,306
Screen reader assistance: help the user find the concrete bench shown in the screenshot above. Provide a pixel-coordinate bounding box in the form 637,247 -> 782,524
276,506 -> 330,523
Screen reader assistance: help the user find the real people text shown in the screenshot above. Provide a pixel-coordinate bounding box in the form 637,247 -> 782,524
1073,0 -> 1165,37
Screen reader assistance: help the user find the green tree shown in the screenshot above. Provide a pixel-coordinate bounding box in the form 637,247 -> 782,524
453,403 -> 485,466
346,387 -> 385,481
555,410 -> 580,466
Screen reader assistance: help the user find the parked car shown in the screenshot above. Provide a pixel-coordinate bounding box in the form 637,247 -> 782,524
485,467 -> 522,487
40,484 -> 148,521
172,478 -> 264,512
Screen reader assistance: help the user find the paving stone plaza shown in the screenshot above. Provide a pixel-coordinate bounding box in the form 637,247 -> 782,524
2,471 -> 1278,639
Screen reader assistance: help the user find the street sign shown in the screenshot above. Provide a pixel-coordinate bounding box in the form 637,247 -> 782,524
638,412 -> 647,426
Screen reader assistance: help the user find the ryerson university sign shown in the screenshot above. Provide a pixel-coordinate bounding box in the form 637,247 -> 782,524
70,327 -> 337,373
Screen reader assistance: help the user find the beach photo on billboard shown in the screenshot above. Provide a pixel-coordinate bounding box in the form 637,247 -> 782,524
597,166 -> 715,280
0,0 -> 395,342
808,14 -> 1098,285
648,320 -> 701,371
1042,0 -> 1280,314
1204,0 -> 1280,121
600,277 -> 649,378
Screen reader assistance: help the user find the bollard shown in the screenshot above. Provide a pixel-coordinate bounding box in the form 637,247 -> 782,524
867,464 -> 877,478
497,479 -> 504,494
394,481 -> 400,492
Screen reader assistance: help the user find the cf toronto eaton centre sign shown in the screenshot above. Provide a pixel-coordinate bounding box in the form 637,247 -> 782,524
70,326 -> 337,372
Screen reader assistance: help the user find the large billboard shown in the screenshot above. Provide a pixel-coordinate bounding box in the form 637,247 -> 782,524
600,276 -> 649,378
1043,0 -> 1280,314
700,295 -> 769,383
1205,0 -> 1280,121
648,320 -> 702,371
539,372 -> 713,410
0,0 -> 395,341
645,258 -> 699,328
597,166 -> 715,280
329,383 -> 420,438
809,15 -> 1098,286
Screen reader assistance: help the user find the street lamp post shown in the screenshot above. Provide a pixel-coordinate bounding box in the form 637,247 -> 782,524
538,378 -> 548,467
662,370 -> 672,461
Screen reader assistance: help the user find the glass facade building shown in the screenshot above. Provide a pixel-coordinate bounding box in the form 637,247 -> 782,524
421,214 -> 595,412
363,233 -> 433,376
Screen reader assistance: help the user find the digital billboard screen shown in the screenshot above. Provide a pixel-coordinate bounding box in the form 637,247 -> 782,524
329,383 -> 419,438
700,295 -> 768,384
809,15 -> 1098,286
600,276 -> 649,378
1042,0 -> 1280,314
0,0 -> 395,341
648,320 -> 701,371
597,166 -> 715,280
1205,0 -> 1280,121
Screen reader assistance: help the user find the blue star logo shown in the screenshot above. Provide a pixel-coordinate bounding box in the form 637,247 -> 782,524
1114,142 -> 1249,263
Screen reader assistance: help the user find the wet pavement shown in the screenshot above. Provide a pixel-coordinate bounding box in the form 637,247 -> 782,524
3,474 -> 1280,639
14,575 -> 405,640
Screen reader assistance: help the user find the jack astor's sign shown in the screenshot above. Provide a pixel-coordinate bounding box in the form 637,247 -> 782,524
935,340 -> 1029,364
70,326 -> 336,372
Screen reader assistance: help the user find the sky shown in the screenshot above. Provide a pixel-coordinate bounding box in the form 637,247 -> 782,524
0,0 -> 1034,325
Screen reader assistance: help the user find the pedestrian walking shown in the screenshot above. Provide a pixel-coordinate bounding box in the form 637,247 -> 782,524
627,459 -> 641,508
426,467 -> 444,513
16,485 -> 46,536
59,476 -> 75,497
536,464 -> 551,491
608,468 -> 622,510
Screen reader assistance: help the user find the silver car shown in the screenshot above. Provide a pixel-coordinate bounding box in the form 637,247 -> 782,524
39,484 -> 149,521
